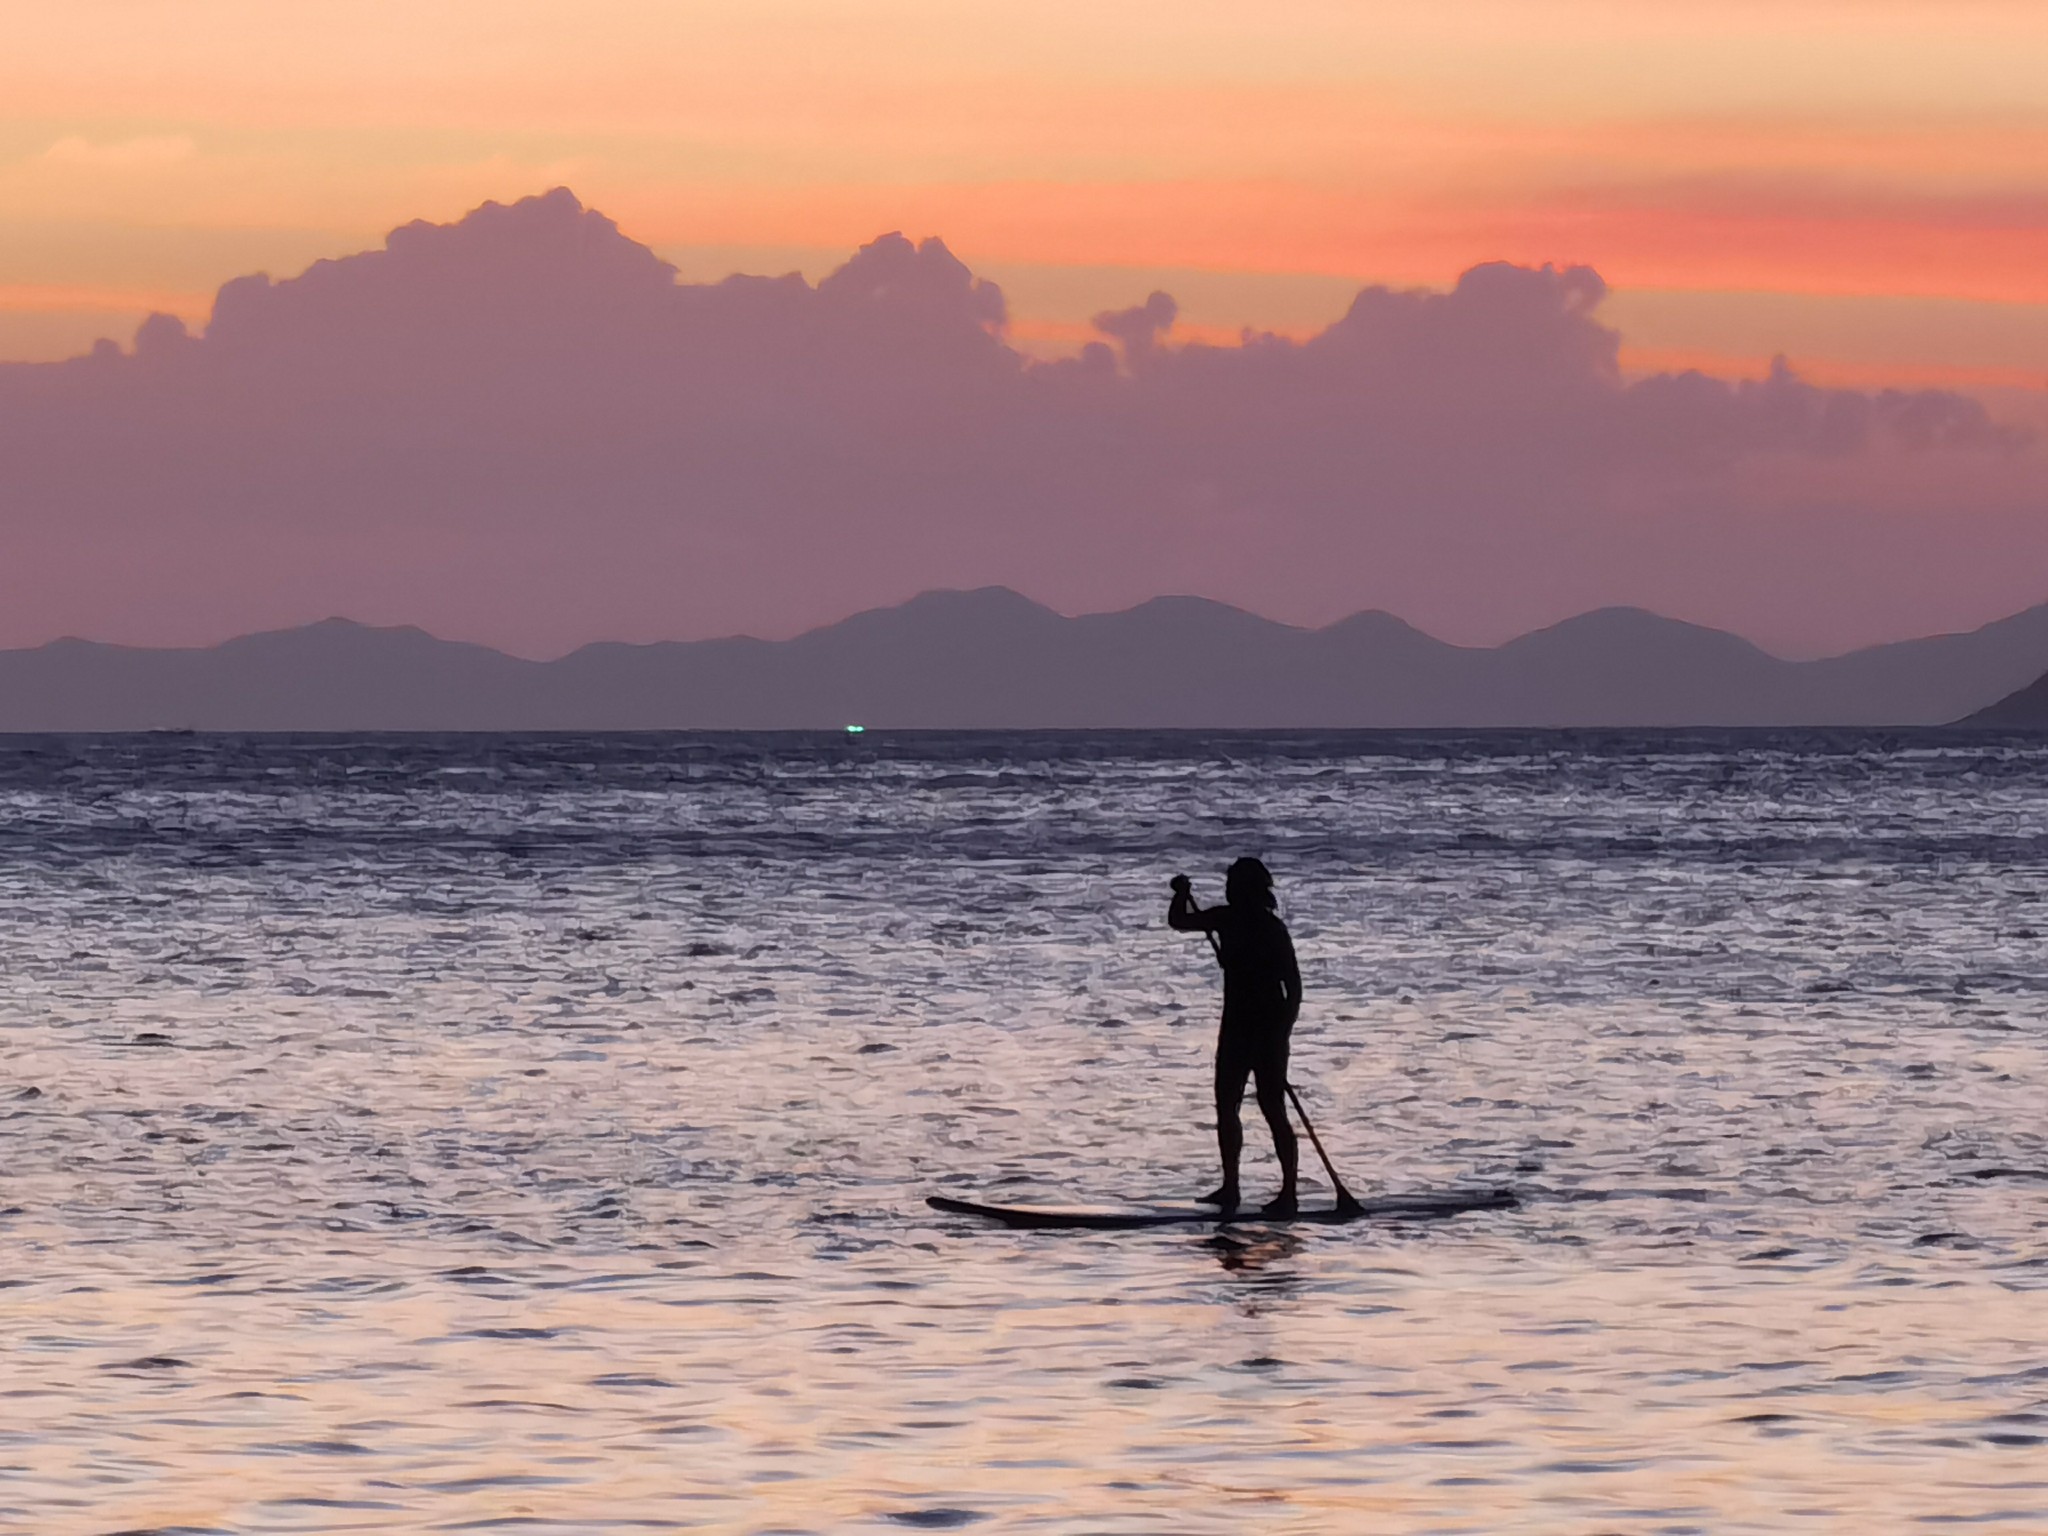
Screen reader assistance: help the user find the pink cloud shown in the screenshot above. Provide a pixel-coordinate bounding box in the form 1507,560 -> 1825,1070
0,187 -> 2036,658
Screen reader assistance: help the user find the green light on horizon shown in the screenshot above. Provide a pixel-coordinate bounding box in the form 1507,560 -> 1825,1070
845,724 -> 865,734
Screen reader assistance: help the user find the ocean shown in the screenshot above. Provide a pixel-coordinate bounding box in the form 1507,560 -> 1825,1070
3,731 -> 2044,1534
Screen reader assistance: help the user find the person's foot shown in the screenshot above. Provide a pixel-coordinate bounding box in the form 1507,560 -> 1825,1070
1260,1189 -> 1298,1218
1198,1184 -> 1240,1211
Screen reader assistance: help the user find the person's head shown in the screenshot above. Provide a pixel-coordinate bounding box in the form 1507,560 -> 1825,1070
1224,856 -> 1276,910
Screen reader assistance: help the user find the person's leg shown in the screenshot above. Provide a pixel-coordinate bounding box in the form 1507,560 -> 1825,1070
1252,1036 -> 1298,1216
1206,1030 -> 1252,1209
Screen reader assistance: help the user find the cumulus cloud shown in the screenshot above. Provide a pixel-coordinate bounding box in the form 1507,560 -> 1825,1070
0,187 -> 2037,655
1093,290 -> 1177,361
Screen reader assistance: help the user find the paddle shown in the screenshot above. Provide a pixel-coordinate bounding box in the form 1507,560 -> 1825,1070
1283,1079 -> 1365,1218
1194,919 -> 1364,1218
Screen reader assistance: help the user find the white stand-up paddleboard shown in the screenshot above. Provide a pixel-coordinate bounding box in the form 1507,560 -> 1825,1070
926,1189 -> 1516,1230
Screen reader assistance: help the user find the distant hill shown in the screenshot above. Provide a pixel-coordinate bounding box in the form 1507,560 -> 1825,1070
3,588 -> 2048,731
1959,667 -> 2048,726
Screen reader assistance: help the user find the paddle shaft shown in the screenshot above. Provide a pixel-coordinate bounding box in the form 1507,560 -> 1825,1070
1197,922 -> 1362,1213
1283,1081 -> 1362,1215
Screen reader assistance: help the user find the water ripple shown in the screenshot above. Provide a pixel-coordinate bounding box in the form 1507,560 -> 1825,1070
0,731 -> 2043,1531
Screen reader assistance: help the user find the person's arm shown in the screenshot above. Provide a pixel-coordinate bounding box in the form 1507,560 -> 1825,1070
1278,923 -> 1302,1023
1167,875 -> 1221,932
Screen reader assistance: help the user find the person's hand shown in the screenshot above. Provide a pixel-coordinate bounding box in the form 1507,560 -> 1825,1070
1170,874 -> 1191,896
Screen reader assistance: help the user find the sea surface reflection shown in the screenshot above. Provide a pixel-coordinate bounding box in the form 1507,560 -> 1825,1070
1,731 -> 2044,1533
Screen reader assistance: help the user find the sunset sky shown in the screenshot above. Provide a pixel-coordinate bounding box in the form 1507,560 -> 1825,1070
8,1 -> 2048,390
5,2 -> 2048,657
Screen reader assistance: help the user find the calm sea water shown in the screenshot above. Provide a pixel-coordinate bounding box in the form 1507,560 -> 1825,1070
3,731 -> 2045,1535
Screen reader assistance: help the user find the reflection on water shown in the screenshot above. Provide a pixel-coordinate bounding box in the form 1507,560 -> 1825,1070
0,730 -> 2045,1533
1205,1231 -> 1306,1278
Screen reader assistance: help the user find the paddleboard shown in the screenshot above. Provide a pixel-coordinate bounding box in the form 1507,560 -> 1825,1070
926,1188 -> 1516,1230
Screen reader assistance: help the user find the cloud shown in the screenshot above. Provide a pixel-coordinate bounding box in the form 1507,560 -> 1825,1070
1092,290 -> 1177,360
41,134 -> 197,169
0,187 -> 2038,657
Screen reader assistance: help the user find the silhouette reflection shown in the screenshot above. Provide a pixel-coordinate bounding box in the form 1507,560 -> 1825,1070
1204,1229 -> 1306,1281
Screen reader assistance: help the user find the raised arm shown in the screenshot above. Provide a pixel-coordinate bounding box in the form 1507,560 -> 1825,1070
1168,891 -> 1221,932
1167,876 -> 1222,932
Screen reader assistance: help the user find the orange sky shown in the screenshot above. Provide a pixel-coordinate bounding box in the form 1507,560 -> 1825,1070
6,0 -> 2048,392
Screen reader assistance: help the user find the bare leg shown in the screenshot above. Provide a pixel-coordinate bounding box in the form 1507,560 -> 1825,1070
1254,1065 -> 1298,1216
1206,1041 -> 1250,1210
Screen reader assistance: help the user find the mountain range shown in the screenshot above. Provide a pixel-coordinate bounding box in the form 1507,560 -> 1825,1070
4,588 -> 2048,731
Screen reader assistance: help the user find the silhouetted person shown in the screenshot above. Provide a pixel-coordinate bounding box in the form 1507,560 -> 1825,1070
1168,858 -> 1302,1215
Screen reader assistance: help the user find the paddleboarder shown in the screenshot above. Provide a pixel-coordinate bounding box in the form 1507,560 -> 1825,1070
1168,857 -> 1302,1216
